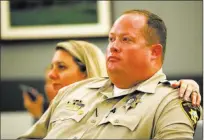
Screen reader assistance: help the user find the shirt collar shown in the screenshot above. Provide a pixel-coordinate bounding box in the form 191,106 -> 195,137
87,68 -> 166,98
135,68 -> 166,94
86,77 -> 109,89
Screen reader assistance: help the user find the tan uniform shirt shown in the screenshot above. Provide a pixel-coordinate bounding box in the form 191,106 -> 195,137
18,70 -> 201,139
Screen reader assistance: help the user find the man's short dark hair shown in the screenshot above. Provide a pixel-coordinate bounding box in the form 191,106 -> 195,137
123,9 -> 167,61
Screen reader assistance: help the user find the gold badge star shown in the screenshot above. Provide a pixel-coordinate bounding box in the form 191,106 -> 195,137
189,109 -> 198,124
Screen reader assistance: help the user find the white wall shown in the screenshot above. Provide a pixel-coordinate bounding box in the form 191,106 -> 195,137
1,111 -> 33,139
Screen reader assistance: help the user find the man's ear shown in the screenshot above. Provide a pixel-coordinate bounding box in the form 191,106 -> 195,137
150,44 -> 163,59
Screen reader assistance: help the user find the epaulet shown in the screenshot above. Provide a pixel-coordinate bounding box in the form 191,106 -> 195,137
159,79 -> 177,87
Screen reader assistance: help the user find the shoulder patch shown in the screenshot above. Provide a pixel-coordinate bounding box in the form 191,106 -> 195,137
181,101 -> 201,129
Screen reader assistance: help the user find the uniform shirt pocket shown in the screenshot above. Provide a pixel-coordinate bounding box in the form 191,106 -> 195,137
50,108 -> 89,125
98,114 -> 141,131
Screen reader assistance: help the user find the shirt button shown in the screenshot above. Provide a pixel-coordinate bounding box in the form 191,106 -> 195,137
77,109 -> 84,115
91,119 -> 96,123
103,96 -> 107,99
114,119 -> 119,123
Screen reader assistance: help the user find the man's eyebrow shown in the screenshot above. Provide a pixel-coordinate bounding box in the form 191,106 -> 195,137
109,32 -> 139,40
108,32 -> 115,36
109,32 -> 132,36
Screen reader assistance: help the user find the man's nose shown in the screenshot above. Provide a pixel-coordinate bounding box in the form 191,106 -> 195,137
110,41 -> 121,53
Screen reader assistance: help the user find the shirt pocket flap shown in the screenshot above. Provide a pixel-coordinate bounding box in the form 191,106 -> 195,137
70,109 -> 89,122
98,114 -> 141,131
50,108 -> 89,123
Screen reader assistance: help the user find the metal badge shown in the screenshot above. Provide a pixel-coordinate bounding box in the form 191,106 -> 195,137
124,94 -> 142,111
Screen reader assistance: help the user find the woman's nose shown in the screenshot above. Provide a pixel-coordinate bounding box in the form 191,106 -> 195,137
48,69 -> 59,80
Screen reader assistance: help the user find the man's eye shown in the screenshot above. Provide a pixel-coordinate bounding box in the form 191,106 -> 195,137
123,37 -> 130,42
109,37 -> 115,42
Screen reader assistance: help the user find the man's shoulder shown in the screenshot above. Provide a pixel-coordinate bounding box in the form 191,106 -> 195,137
155,79 -> 179,96
150,79 -> 180,108
154,79 -> 200,120
59,77 -> 109,93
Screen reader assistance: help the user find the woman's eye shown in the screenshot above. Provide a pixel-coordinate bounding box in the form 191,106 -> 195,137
58,65 -> 66,70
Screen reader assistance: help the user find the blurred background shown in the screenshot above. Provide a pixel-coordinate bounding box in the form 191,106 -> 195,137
1,1 -> 202,138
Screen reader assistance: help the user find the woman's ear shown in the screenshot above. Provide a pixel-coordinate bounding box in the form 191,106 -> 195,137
150,44 -> 163,60
82,72 -> 87,79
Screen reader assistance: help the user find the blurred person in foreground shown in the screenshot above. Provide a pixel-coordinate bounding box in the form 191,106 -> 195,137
19,13 -> 202,138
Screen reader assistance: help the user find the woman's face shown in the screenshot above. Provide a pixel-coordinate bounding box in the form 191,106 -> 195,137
45,49 -> 87,101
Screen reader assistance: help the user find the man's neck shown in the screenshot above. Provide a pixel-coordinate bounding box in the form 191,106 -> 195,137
110,75 -> 140,89
109,68 -> 161,89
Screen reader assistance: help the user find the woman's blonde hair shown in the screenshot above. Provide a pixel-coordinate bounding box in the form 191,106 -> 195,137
56,40 -> 107,78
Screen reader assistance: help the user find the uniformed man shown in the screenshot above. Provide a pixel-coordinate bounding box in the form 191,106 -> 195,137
18,9 -> 202,139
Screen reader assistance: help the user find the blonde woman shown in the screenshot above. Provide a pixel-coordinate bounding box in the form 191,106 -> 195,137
23,40 -> 106,120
